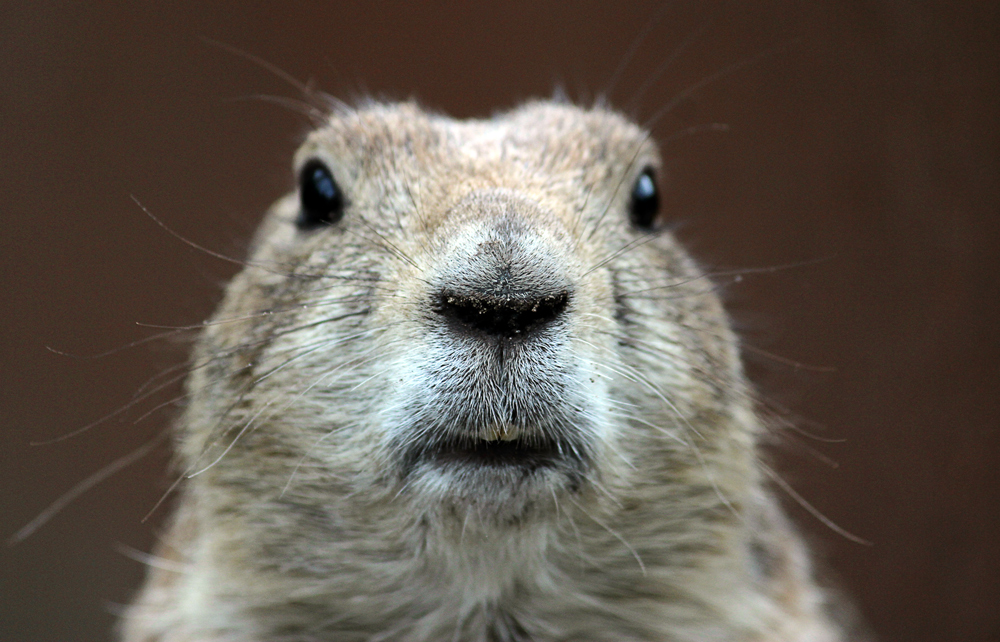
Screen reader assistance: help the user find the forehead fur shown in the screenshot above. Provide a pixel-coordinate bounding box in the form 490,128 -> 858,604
295,100 -> 658,184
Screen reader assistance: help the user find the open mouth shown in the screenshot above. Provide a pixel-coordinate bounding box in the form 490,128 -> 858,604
431,436 -> 562,471
399,424 -> 585,478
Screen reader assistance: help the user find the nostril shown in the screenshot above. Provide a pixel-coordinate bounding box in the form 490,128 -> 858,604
434,290 -> 569,338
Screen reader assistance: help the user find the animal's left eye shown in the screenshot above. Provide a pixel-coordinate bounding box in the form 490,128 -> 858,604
628,168 -> 659,229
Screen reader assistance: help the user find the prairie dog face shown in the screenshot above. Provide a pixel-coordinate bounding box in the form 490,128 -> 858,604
182,100 -> 747,541
124,100 -> 849,642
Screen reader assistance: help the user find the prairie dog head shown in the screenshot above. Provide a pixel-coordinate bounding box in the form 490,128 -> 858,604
121,99 -> 853,642
179,100 -> 755,590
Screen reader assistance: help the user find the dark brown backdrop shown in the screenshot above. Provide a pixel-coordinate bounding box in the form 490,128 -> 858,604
3,2 -> 997,641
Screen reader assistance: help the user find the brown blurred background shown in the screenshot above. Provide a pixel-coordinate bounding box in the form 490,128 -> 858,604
2,2 -> 997,641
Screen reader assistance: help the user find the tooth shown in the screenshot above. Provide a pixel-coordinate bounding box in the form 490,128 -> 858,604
496,424 -> 520,442
483,423 -> 520,442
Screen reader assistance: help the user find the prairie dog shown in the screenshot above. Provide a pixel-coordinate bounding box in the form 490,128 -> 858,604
121,100 -> 847,641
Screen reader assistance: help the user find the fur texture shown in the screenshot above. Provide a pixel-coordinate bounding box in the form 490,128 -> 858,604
121,101 -> 845,641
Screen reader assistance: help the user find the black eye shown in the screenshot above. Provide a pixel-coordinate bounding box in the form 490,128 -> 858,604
628,168 -> 659,229
297,160 -> 344,230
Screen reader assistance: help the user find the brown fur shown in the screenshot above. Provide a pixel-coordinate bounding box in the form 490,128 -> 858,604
121,101 -> 845,641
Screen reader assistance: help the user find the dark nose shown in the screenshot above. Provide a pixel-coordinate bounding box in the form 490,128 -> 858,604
431,190 -> 572,340
434,288 -> 569,338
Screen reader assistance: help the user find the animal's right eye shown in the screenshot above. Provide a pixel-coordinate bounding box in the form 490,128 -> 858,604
297,160 -> 344,230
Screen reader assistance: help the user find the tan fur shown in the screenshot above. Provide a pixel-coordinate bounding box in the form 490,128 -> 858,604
121,101 -> 846,641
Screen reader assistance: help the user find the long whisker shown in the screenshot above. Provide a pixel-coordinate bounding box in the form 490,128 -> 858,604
625,1 -> 728,112
761,463 -> 871,545
130,196 -> 305,278
225,94 -> 327,124
9,430 -> 169,544
602,1 -> 677,101
643,38 -> 802,131
199,37 -> 347,113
